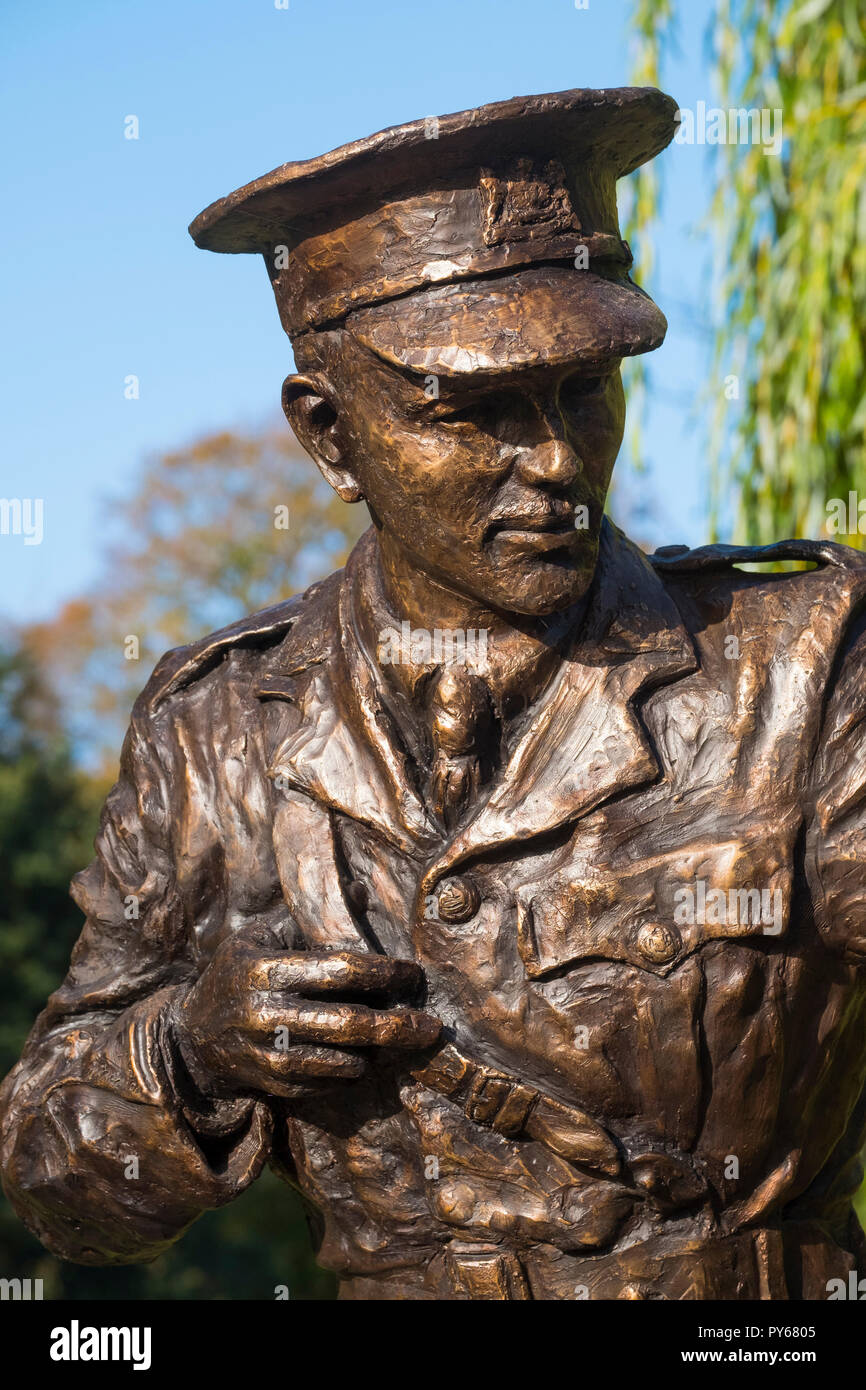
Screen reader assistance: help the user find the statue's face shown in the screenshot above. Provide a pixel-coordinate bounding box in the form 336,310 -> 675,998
300,331 -> 625,617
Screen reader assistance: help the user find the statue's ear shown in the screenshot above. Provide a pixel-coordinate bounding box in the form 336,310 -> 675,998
281,373 -> 364,503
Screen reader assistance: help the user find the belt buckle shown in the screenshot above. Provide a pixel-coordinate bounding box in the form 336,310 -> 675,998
446,1243 -> 531,1300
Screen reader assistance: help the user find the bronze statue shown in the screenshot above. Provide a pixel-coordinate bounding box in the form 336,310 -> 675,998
2,87 -> 865,1301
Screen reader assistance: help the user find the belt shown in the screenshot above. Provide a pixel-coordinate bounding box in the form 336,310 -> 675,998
339,1228 -> 790,1300
339,1225 -> 861,1300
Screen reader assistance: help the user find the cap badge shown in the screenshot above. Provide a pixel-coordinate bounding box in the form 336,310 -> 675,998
479,158 -> 580,247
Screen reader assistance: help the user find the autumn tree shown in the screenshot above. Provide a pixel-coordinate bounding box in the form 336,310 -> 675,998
22,424 -> 368,780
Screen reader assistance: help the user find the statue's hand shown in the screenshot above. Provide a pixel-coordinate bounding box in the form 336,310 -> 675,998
167,925 -> 441,1100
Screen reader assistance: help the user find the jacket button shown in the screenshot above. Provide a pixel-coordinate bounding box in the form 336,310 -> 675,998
636,923 -> 679,964
436,876 -> 480,924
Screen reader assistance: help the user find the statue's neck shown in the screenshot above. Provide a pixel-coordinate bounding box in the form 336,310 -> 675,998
358,530 -> 582,722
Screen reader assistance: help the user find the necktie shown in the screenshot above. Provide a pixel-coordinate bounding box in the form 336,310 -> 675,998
428,667 -> 491,830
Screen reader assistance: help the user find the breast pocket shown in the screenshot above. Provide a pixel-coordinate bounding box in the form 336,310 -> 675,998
515,817 -> 797,980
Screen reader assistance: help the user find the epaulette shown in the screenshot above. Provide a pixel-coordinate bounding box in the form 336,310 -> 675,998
136,577 -> 333,716
649,538 -> 866,573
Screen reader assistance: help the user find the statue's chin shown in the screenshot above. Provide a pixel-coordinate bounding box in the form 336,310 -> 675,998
487,551 -> 598,617
476,570 -> 593,619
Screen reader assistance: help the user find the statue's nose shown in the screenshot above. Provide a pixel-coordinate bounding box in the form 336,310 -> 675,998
514,438 -> 581,487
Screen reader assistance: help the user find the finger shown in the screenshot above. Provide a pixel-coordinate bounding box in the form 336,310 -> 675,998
249,951 -> 426,999
256,1000 -> 442,1049
241,1042 -> 368,1093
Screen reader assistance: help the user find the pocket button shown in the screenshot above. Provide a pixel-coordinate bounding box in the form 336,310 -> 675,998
436,876 -> 480,924
636,922 -> 679,964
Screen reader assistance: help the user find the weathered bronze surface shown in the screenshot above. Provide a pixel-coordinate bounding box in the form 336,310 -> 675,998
2,88 -> 865,1301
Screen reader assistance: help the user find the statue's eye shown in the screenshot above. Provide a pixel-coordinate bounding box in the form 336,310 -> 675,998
558,375 -> 606,410
437,394 -> 514,434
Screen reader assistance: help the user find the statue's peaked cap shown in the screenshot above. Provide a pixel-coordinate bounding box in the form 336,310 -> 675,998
189,87 -> 677,255
189,88 -> 679,374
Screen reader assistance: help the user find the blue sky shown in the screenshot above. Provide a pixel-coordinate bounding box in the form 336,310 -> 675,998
1,0 -> 725,623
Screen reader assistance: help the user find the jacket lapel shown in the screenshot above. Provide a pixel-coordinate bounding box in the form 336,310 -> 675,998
259,535 -> 440,855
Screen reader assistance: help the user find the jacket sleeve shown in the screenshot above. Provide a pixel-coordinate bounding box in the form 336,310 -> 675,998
0,684 -> 273,1265
805,606 -> 866,964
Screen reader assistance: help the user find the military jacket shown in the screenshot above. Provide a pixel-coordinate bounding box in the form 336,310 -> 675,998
3,521 -> 866,1300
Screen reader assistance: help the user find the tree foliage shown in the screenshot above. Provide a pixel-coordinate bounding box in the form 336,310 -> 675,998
0,648 -> 100,1078
619,0 -> 677,476
629,0 -> 866,545
22,426 -> 368,780
711,0 -> 866,544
